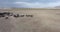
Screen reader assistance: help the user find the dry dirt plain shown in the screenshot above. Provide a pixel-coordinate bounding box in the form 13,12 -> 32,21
0,9 -> 60,32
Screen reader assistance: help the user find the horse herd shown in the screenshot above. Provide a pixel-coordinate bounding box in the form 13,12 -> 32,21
0,12 -> 33,19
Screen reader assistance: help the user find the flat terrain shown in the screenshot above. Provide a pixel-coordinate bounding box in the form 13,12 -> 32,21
0,9 -> 60,32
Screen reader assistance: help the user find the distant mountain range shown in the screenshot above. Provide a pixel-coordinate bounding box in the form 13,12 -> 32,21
55,6 -> 60,8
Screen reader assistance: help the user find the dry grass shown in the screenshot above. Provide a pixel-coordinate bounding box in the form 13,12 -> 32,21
0,8 -> 60,32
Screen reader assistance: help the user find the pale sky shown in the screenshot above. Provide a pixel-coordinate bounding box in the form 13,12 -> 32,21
0,0 -> 60,8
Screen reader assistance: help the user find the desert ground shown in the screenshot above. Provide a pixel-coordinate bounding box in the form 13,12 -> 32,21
0,8 -> 60,32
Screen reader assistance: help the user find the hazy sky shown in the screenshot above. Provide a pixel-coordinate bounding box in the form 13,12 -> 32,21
0,0 -> 60,8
